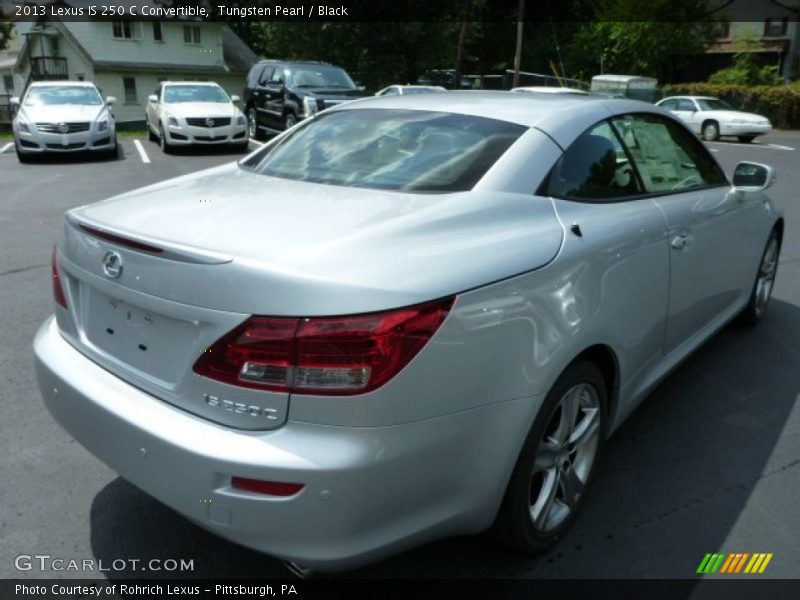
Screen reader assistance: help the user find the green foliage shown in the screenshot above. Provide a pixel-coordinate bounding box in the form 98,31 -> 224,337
708,51 -> 784,86
566,0 -> 718,82
664,82 -> 800,128
0,10 -> 13,52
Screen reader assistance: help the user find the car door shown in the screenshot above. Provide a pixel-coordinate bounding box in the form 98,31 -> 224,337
676,98 -> 702,133
543,120 -> 671,406
263,66 -> 287,129
612,112 -> 760,354
251,65 -> 274,131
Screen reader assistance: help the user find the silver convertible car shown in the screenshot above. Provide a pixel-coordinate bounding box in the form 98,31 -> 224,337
34,92 -> 783,572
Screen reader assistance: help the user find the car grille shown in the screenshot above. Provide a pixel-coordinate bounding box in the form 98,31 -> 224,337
186,117 -> 231,128
37,122 -> 91,133
46,142 -> 85,150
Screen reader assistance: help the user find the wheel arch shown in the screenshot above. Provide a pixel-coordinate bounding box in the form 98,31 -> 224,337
572,344 -> 620,437
774,217 -> 784,245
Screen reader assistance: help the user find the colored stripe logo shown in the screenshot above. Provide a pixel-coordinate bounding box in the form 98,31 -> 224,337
697,552 -> 773,574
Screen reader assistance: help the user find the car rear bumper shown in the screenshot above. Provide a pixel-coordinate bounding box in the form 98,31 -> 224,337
34,316 -> 538,571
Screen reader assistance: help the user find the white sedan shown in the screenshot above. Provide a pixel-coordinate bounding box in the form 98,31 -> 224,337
656,96 -> 772,143
145,81 -> 248,153
375,85 -> 446,96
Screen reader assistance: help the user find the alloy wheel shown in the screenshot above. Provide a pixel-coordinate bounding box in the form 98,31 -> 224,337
754,236 -> 779,317
529,383 -> 601,534
248,108 -> 258,138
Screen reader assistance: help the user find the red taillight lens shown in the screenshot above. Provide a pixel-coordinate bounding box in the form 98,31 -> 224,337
52,245 -> 67,308
231,477 -> 304,497
193,297 -> 454,395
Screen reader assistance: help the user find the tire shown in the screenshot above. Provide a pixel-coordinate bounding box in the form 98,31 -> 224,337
737,230 -> 781,326
248,107 -> 264,141
284,112 -> 297,131
159,123 -> 172,154
15,140 -> 32,163
231,142 -> 249,153
148,121 -> 157,142
104,136 -> 119,160
738,136 -> 755,144
702,121 -> 720,142
492,359 -> 607,553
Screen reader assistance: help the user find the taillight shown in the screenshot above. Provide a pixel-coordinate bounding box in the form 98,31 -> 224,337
193,297 -> 454,395
231,477 -> 304,497
52,245 -> 67,308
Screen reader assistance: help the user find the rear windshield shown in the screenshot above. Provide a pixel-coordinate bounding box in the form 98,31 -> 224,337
241,109 -> 525,192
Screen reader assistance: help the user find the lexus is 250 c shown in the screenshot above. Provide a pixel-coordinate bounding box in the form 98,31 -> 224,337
34,92 -> 783,572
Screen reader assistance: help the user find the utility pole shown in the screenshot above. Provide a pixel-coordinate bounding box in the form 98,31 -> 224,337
513,0 -> 525,88
453,0 -> 472,90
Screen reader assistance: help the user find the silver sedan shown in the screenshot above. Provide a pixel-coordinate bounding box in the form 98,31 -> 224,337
34,92 -> 783,572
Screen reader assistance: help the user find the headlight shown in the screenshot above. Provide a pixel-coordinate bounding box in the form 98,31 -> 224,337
18,121 -> 30,133
96,120 -> 109,131
302,96 -> 318,117
167,115 -> 179,127
236,115 -> 245,126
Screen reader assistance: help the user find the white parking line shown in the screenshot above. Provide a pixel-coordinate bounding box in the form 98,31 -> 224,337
0,142 -> 11,154
706,141 -> 795,151
709,148 -> 719,153
132,139 -> 151,164
248,139 -> 264,147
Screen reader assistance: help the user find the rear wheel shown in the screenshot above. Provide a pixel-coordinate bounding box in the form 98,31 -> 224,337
248,107 -> 264,141
492,359 -> 606,553
738,231 -> 780,326
702,121 -> 720,142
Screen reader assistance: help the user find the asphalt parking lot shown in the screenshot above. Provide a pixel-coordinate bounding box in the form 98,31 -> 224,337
1,131 -> 799,580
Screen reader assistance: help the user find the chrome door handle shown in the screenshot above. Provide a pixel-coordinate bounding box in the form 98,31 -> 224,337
671,234 -> 691,250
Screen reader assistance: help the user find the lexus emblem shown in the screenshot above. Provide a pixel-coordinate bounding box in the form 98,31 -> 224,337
206,118 -> 215,128
57,122 -> 70,133
102,251 -> 123,279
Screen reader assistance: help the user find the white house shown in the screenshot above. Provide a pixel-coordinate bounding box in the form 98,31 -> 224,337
10,16 -> 257,123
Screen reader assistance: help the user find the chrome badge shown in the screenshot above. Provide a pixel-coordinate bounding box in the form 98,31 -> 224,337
102,251 -> 123,279
57,122 -> 70,133
205,118 -> 215,128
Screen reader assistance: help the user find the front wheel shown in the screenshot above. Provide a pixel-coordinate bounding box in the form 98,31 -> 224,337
492,359 -> 606,553
284,112 -> 297,130
702,121 -> 720,142
248,108 -> 263,141
159,124 -> 172,154
738,231 -> 781,326
15,139 -> 32,163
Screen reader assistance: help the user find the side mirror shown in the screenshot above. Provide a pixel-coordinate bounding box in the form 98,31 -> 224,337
147,94 -> 158,103
10,96 -> 20,107
732,161 -> 775,191
105,96 -> 116,105
230,95 -> 240,103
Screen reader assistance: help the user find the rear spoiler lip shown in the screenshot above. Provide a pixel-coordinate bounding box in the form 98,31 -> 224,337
65,212 -> 233,265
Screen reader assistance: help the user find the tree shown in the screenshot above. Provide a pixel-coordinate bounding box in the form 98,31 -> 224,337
566,0 -> 718,82
0,10 -> 13,52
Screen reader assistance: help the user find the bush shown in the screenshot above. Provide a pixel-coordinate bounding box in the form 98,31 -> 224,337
708,52 -> 783,86
662,82 -> 800,129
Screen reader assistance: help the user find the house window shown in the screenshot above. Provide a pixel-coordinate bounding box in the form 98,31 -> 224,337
123,77 -> 137,104
3,75 -> 14,92
49,37 -> 60,55
153,22 -> 163,42
183,25 -> 201,44
712,22 -> 730,39
113,21 -> 137,39
764,18 -> 788,37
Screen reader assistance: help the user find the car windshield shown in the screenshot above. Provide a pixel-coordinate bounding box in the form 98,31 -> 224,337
24,86 -> 102,106
288,66 -> 356,89
696,98 -> 732,111
241,109 -> 525,193
163,85 -> 229,103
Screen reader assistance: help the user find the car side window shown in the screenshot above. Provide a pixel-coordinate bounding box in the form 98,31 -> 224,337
659,99 -> 677,111
543,121 -> 642,202
270,68 -> 285,85
676,99 -> 695,112
612,113 -> 727,194
154,86 -> 161,100
257,66 -> 274,86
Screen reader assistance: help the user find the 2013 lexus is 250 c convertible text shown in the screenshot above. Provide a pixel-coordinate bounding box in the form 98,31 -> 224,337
34,91 -> 783,572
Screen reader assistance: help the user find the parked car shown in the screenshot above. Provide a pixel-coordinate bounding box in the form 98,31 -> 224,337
11,81 -> 117,163
375,85 -> 446,96
512,86 -> 589,95
35,92 -> 783,573
145,81 -> 248,153
656,96 -> 772,143
243,60 -> 367,139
